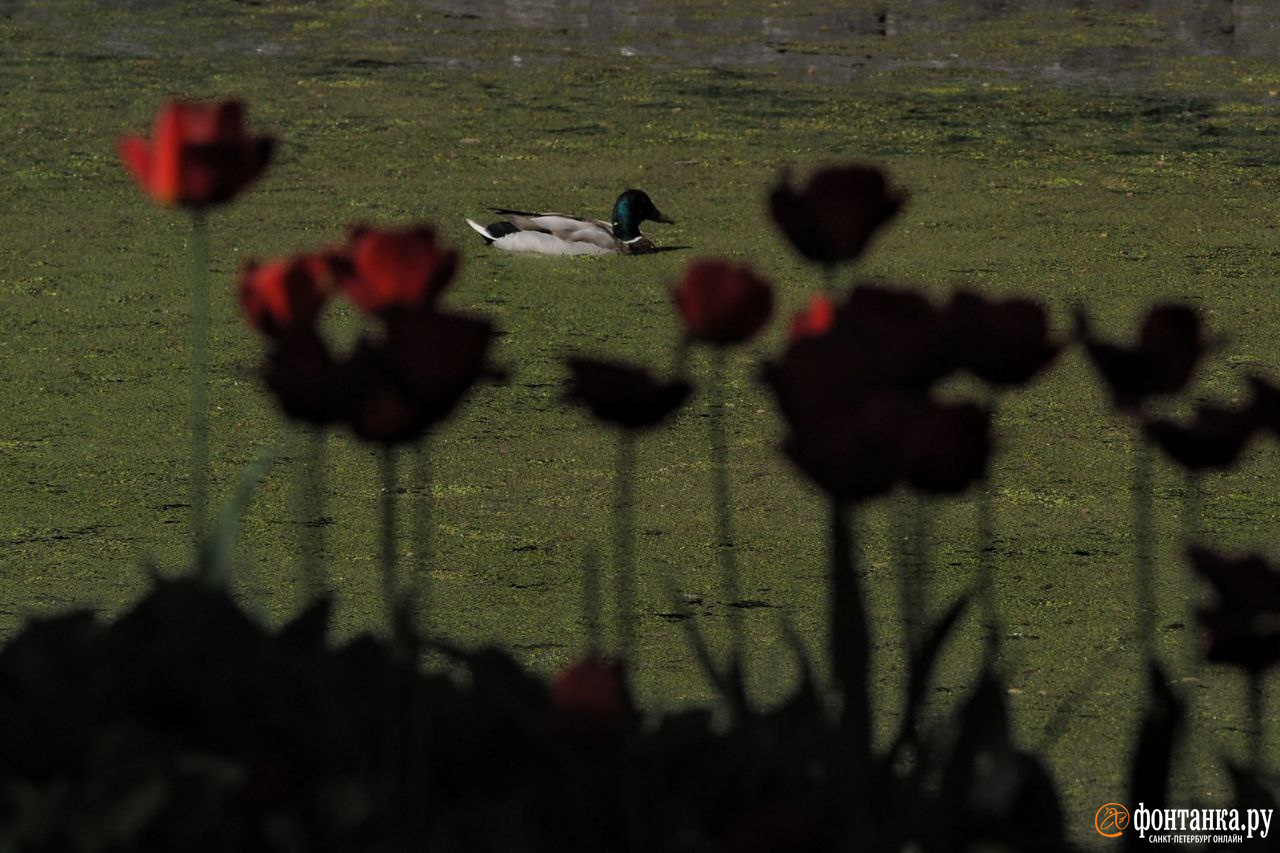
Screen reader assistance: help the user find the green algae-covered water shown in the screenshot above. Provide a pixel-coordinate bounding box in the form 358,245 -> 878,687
3,1 -> 1279,844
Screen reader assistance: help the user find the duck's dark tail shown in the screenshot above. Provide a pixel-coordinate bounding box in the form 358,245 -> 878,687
465,218 -> 520,244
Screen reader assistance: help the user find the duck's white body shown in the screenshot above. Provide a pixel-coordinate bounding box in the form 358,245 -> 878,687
466,190 -> 672,257
466,214 -> 620,255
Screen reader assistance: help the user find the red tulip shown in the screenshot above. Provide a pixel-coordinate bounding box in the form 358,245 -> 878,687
769,164 -> 904,266
565,358 -> 691,430
788,293 -> 836,342
344,225 -> 458,316
238,252 -> 347,337
549,657 -> 633,738
1188,547 -> 1280,671
118,100 -> 274,208
947,291 -> 1060,387
672,259 -> 773,345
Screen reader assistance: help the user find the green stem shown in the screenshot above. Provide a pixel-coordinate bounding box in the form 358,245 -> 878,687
1249,671 -> 1264,775
381,447 -> 399,632
894,495 -> 921,657
1133,430 -> 1156,661
1181,470 -> 1203,546
291,427 -> 327,605
821,264 -> 839,294
305,429 -> 326,598
189,212 -> 210,574
978,397 -> 1002,667
614,434 -> 637,663
830,502 -> 870,783
412,439 -> 433,638
583,547 -> 602,656
1181,469 -> 1203,674
708,349 -> 744,672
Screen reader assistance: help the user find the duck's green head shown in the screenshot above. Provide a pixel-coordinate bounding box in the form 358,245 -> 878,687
612,189 -> 674,240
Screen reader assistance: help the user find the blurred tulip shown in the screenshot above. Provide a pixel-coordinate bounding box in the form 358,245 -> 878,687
1247,375 -> 1280,436
239,252 -> 346,337
565,358 -> 691,430
720,804 -> 829,852
549,657 -> 633,738
1144,403 -> 1258,471
262,330 -> 353,427
903,401 -> 992,494
947,291 -> 1060,387
673,259 -> 774,345
118,100 -> 273,208
788,292 -> 836,342
345,312 -> 499,446
344,225 -> 459,316
769,164 -> 904,266
1076,305 -> 1203,411
1188,547 -> 1280,671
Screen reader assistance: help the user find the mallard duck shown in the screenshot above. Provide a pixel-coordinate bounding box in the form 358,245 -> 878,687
465,189 -> 674,255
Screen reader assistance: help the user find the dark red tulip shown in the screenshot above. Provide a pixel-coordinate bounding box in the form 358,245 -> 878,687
947,291 -> 1060,387
788,292 -> 836,342
1076,305 -> 1203,411
769,164 -> 904,266
345,311 -> 499,446
1247,375 -> 1280,436
239,252 -> 346,337
565,358 -> 691,430
672,259 -> 774,345
764,365 -> 918,502
344,225 -> 459,316
345,344 -> 434,445
720,804 -> 829,853
1188,547 -> 1280,671
902,401 -> 992,494
548,657 -> 633,738
262,330 -> 354,427
383,311 -> 501,426
837,284 -> 954,391
1144,402 -> 1258,471
767,285 -> 952,431
118,100 -> 274,208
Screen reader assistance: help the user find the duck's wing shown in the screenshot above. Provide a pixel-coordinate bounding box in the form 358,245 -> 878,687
476,209 -> 619,254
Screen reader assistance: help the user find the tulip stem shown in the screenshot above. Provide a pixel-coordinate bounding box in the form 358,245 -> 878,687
1133,430 -> 1156,661
1248,671 -> 1264,774
305,429 -> 327,597
708,349 -> 745,674
894,496 -> 922,658
380,447 -> 399,634
821,265 -> 838,295
614,434 -> 637,663
1181,469 -> 1203,675
830,502 -> 870,786
291,427 -> 327,605
1181,469 -> 1203,546
978,400 -> 1003,667
412,439 -> 433,638
189,211 -> 211,575
583,546 -> 603,656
